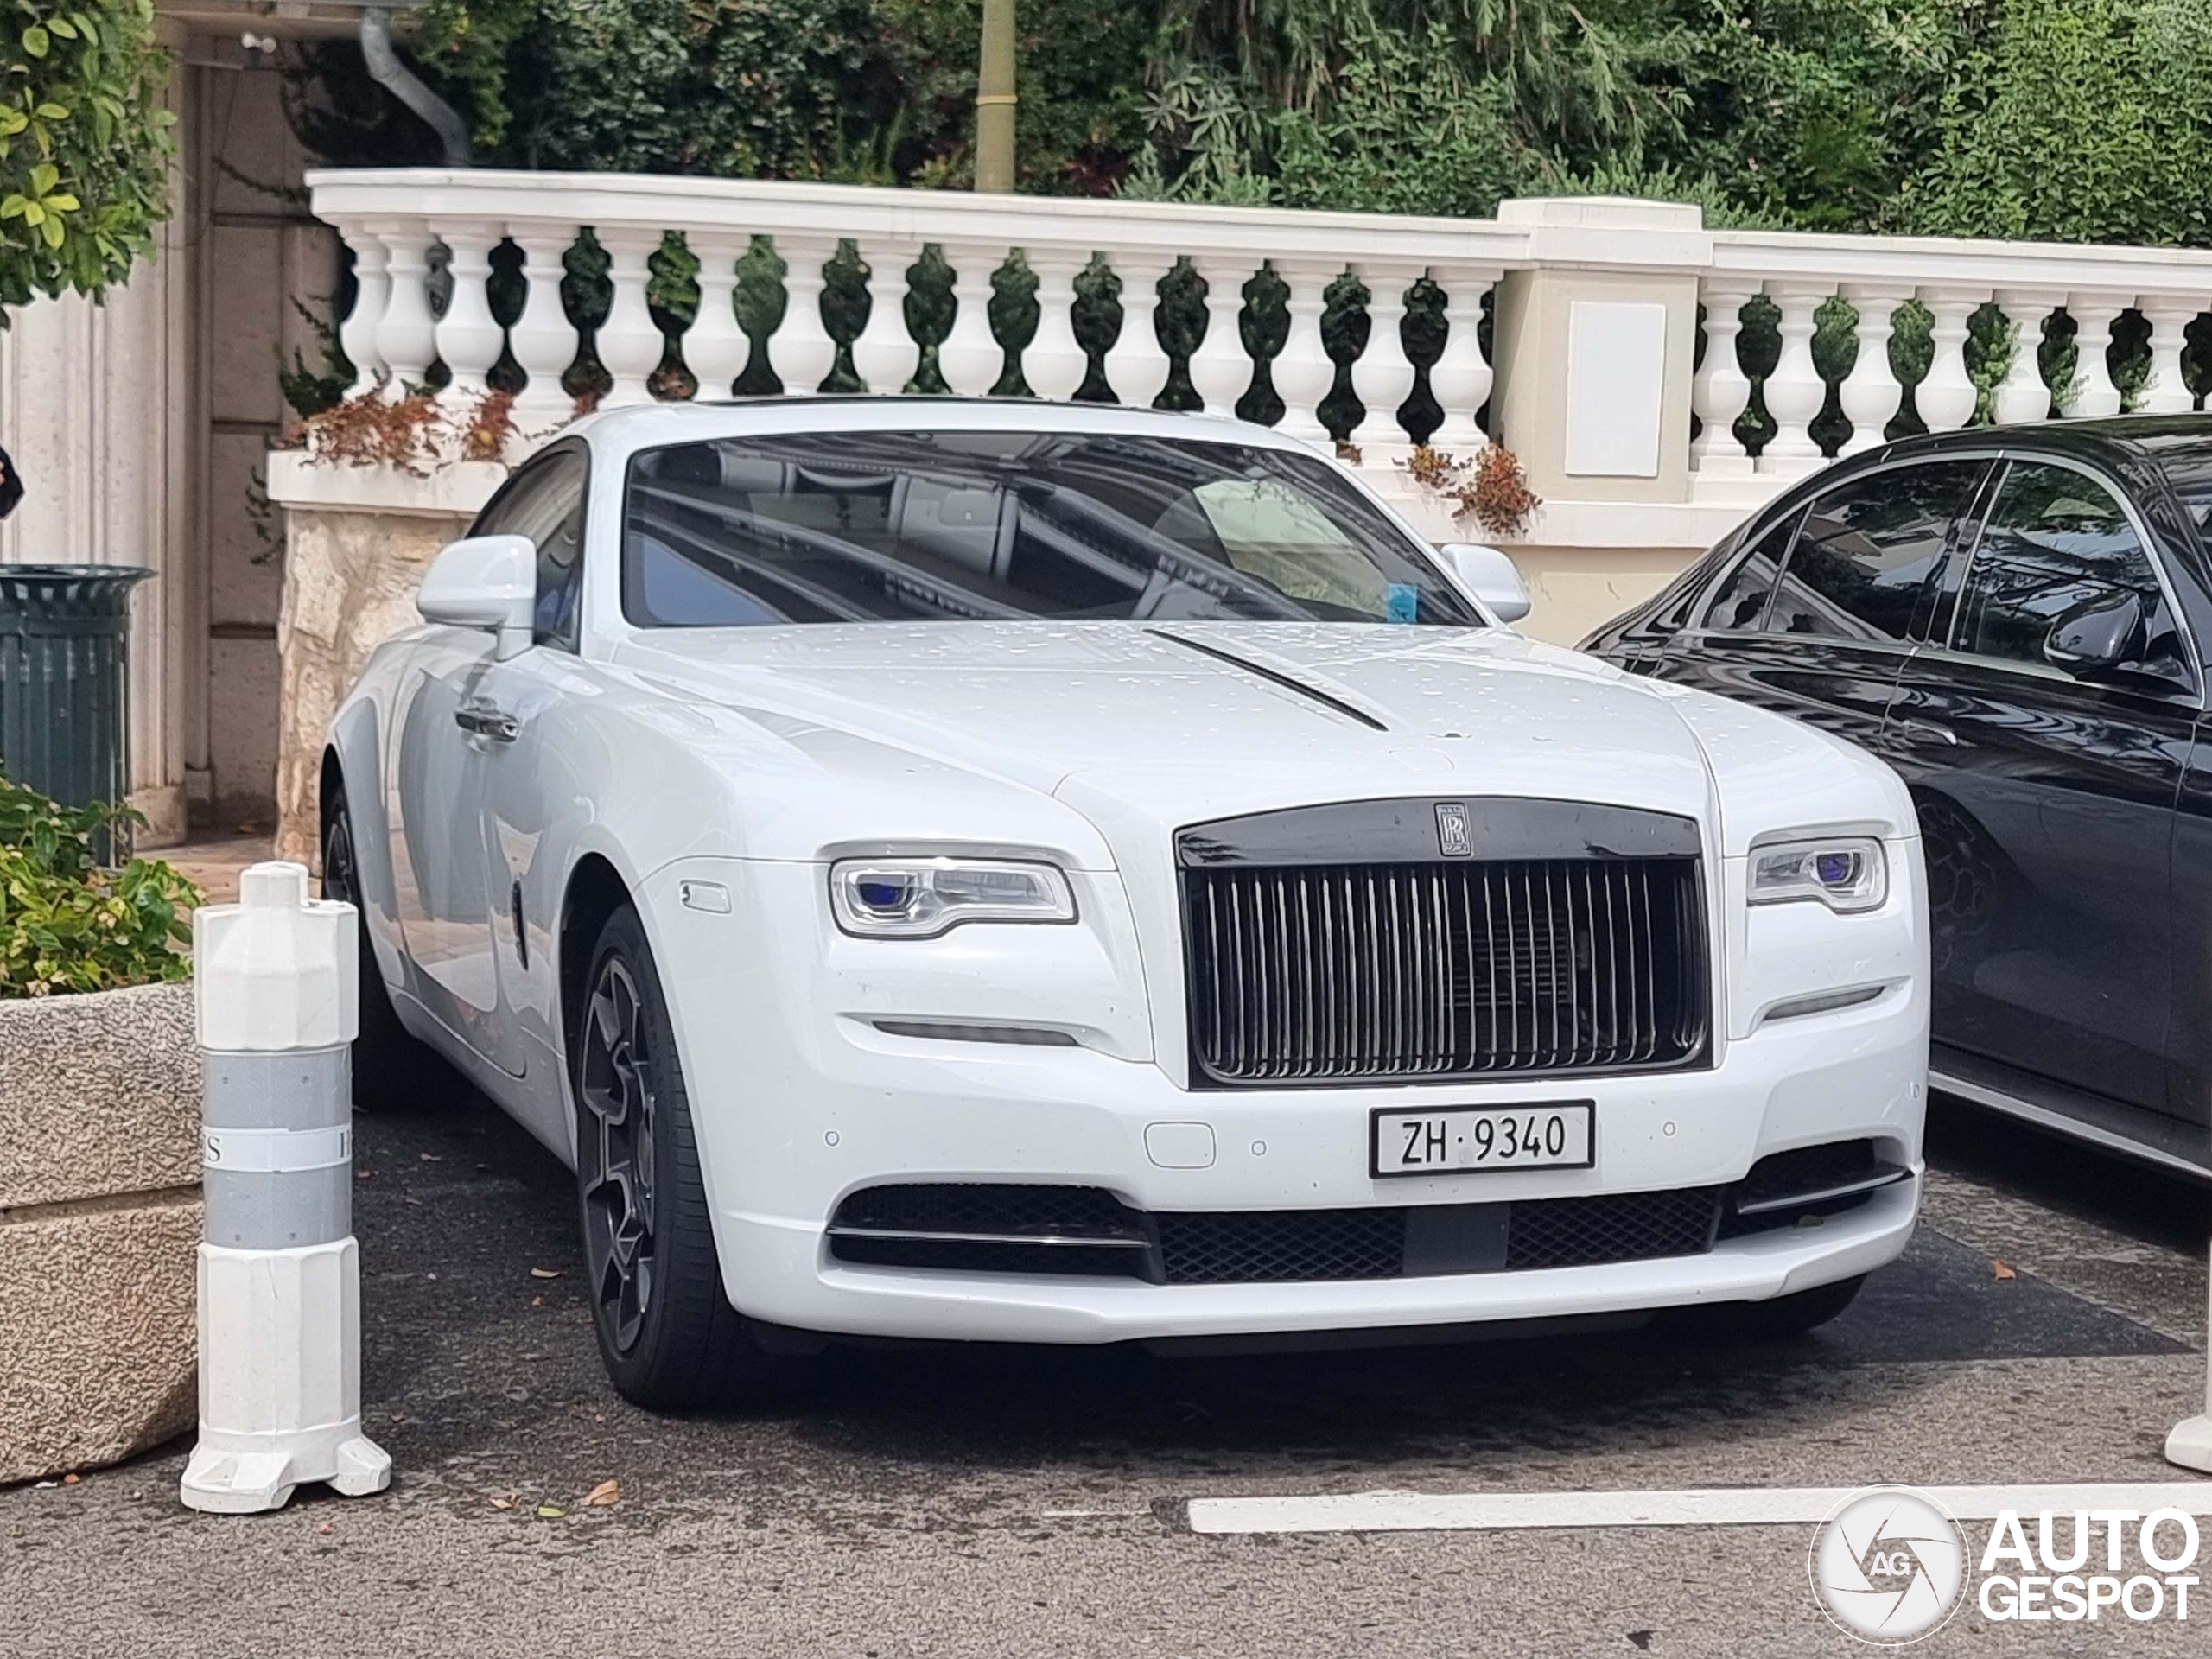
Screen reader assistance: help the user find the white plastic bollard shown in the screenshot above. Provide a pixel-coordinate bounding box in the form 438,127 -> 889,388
2166,1236 -> 2212,1472
179,861 -> 391,1513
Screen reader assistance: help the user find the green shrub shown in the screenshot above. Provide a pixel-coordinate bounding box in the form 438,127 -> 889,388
0,768 -> 200,998
0,0 -> 175,318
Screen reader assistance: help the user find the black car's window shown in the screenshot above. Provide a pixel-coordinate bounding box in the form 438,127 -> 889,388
2154,444 -> 2212,560
620,431 -> 1479,627
1952,461 -> 2177,672
473,446 -> 588,649
1767,461 -> 1988,643
1700,508 -> 1801,632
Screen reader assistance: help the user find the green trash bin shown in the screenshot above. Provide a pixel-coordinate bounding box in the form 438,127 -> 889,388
0,564 -> 152,853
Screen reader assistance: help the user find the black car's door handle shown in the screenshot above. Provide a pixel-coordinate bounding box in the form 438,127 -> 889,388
1895,718 -> 1958,749
455,700 -> 519,743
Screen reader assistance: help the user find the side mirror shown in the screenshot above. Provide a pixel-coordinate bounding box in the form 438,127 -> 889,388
420,534 -> 536,660
1438,542 -> 1531,624
2044,590 -> 2146,676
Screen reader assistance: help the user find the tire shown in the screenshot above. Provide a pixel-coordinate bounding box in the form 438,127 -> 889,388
1660,1274 -> 1867,1342
321,782 -> 466,1114
570,902 -> 810,1409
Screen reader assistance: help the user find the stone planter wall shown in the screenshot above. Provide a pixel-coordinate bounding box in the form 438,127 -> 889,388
0,982 -> 202,1484
268,455 -> 505,865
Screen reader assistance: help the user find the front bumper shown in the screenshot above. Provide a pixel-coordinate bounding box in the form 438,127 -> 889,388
642,858 -> 1928,1345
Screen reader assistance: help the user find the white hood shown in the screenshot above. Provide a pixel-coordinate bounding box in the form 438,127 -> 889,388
613,621 -> 1755,855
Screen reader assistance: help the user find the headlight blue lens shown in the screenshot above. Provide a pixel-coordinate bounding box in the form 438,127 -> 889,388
1815,852 -> 1853,886
856,879 -> 910,911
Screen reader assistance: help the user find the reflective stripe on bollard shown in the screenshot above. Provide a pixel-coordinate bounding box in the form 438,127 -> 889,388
180,861 -> 391,1514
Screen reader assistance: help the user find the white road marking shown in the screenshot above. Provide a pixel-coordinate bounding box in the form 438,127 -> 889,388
1185,1482 -> 2212,1535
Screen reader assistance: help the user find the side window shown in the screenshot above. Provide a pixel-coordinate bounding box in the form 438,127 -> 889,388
1767,461 -> 1988,643
1700,508 -> 1802,632
1953,461 -> 2177,672
472,447 -> 589,648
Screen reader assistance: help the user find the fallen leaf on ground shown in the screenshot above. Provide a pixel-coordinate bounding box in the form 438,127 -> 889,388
315,1522 -> 333,1535
60,1473 -> 79,1486
489,1495 -> 515,1510
537,1503 -> 565,1519
583,1478 -> 620,1507
356,1169 -> 372,1180
531,1295 -> 543,1307
529,1268 -> 562,1280
1992,1258 -> 2018,1280
420,1152 -> 442,1162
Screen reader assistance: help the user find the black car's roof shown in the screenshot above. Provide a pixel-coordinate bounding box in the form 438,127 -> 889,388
1882,413 -> 2212,467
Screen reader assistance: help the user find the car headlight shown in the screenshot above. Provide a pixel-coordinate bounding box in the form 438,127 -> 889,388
829,857 -> 1077,939
1748,836 -> 1887,914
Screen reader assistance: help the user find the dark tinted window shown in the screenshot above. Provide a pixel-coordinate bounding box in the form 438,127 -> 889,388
474,446 -> 588,648
2158,444 -> 2212,557
1700,508 -> 1802,632
1768,461 -> 1988,643
1953,461 -> 2177,671
620,431 -> 1478,627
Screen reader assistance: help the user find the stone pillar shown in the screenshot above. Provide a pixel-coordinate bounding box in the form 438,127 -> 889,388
1487,198 -> 1708,507
264,454 -> 505,865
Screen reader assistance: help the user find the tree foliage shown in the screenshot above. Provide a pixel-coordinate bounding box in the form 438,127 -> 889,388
293,0 -> 2212,249
0,0 -> 171,318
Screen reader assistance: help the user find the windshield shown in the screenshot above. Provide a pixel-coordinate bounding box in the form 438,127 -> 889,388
620,429 -> 1479,627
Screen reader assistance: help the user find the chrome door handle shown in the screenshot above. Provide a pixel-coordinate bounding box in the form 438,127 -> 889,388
454,701 -> 518,742
1897,719 -> 1958,749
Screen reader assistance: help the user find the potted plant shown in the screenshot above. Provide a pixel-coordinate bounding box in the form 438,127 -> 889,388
0,767 -> 205,1484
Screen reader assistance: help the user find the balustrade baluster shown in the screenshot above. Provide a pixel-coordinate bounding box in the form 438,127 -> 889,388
372,219 -> 438,396
1690,282 -> 1756,480
1837,285 -> 1906,455
1427,265 -> 1496,454
506,228 -> 579,428
2139,296 -> 2202,415
1269,260 -> 1338,449
1022,251 -> 1090,403
683,232 -> 748,400
2064,296 -> 2126,416
594,228 -> 664,407
1916,287 -> 1986,432
851,243 -> 921,395
1758,282 -> 1827,475
937,240 -> 1004,398
1349,264 -> 1420,454
1103,256 -> 1173,410
429,223 -> 502,404
769,234 -> 839,397
1993,288 -> 2063,425
1188,257 -> 1255,417
338,232 -> 389,399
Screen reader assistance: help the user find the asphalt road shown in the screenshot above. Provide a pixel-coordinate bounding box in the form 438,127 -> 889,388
6,1093 -> 2209,1658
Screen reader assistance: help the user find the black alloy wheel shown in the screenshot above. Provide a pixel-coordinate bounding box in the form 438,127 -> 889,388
569,903 -> 814,1408
578,953 -> 659,1353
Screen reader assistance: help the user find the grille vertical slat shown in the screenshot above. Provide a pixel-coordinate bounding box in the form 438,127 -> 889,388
1186,855 -> 1707,1086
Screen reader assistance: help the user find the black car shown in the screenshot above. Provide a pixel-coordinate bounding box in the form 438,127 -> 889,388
1583,416 -> 2212,1177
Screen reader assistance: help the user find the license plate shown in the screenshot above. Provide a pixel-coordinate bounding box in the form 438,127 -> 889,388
1370,1102 -> 1595,1178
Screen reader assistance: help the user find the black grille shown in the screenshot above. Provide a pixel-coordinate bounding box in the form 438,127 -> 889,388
1183,858 -> 1709,1086
1157,1207 -> 1405,1284
1502,1187 -> 1721,1270
827,1181 -> 1732,1284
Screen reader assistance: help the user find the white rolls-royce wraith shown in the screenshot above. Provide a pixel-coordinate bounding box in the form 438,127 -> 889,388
324,398 -> 1928,1407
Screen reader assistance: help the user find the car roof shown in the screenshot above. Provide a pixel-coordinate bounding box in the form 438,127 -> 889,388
1882,412 -> 2212,468
563,395 -> 1319,454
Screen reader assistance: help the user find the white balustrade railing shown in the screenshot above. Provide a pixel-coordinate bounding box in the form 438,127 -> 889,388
308,169 -> 1529,461
304,168 -> 2212,504
1694,230 -> 2212,486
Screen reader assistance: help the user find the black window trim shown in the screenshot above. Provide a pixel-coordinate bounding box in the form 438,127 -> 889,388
1920,449 -> 2205,705
467,438 -> 593,654
1689,448 -> 2006,653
